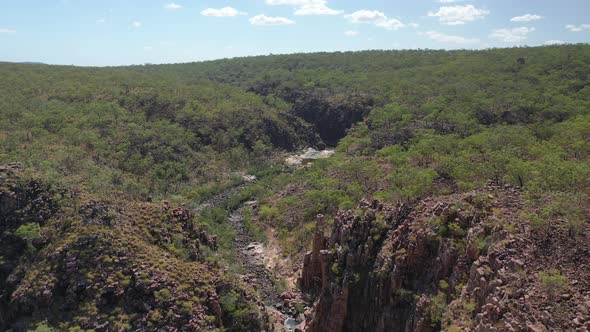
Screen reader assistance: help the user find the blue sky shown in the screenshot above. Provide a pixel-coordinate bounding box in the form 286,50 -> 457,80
0,0 -> 589,66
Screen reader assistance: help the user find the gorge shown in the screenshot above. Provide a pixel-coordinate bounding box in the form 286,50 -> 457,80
1,45 -> 589,331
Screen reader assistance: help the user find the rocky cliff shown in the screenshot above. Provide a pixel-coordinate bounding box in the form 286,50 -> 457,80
0,164 -> 268,332
301,184 -> 590,331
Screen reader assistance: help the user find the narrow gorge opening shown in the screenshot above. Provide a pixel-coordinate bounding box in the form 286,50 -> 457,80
248,82 -> 374,148
289,93 -> 375,147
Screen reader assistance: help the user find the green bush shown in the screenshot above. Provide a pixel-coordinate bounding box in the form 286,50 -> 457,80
15,223 -> 41,240
154,288 -> 173,302
243,207 -> 267,242
200,208 -> 227,224
539,269 -> 568,299
429,291 -> 448,328
447,223 -> 466,238
219,291 -> 239,313
258,205 -> 279,222
219,290 -> 264,331
32,324 -> 56,332
526,212 -> 551,236
331,263 -> 341,275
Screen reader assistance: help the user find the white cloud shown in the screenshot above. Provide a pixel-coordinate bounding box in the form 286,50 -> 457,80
0,28 -> 16,33
96,18 -> 105,23
165,3 -> 182,10
438,0 -> 464,2
345,30 -> 360,37
295,3 -> 342,15
345,10 -> 387,24
511,14 -> 543,22
132,21 -> 142,27
266,0 -> 321,5
250,14 -> 295,25
428,5 -> 489,25
424,31 -> 479,43
490,27 -> 535,42
144,46 -> 153,51
201,7 -> 247,17
344,10 -> 408,30
267,0 -> 341,16
565,24 -> 590,32
376,18 -> 406,30
544,40 -> 565,45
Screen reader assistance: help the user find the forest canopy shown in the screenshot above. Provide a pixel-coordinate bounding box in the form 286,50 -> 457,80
1,45 -> 588,202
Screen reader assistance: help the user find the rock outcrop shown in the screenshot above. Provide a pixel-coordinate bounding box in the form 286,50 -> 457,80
301,184 -> 590,331
301,214 -> 328,294
0,165 -> 268,332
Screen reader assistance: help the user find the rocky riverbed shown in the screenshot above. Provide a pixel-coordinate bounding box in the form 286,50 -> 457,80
194,176 -> 308,331
285,148 -> 335,167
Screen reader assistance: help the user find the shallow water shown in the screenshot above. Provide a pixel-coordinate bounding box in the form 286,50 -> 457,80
284,317 -> 298,331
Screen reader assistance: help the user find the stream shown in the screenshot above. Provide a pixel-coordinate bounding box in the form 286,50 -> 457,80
194,148 -> 334,331
196,185 -> 302,331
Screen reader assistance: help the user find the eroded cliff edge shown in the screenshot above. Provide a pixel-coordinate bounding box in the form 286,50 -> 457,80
301,184 -> 590,332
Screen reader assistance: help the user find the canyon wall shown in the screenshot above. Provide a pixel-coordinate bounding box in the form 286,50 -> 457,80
301,185 -> 590,331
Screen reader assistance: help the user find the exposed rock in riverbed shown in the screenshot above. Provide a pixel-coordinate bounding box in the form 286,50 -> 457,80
285,148 -> 335,167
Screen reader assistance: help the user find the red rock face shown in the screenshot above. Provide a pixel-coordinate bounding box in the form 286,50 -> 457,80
301,185 -> 590,332
301,214 -> 328,294
302,199 -> 432,332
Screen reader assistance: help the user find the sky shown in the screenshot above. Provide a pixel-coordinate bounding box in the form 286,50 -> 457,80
0,0 -> 589,66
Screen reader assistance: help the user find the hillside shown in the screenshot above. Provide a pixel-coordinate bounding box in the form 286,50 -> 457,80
1,45 -> 589,331
1,164 -> 271,331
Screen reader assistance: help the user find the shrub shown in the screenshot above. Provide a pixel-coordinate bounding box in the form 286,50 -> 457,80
243,207 -> 267,242
154,288 -> 173,302
33,324 -> 56,332
429,291 -> 448,328
396,288 -> 415,302
331,263 -> 341,275
219,291 -> 238,313
464,301 -> 476,314
294,302 -> 305,314
15,223 -> 41,240
448,222 -> 466,238
448,325 -> 464,332
15,222 -> 41,253
476,236 -> 490,255
370,216 -> 388,242
539,269 -> 568,300
525,212 -> 550,236
201,208 -> 227,224
181,301 -> 193,315
219,290 -> 264,331
258,205 -> 279,222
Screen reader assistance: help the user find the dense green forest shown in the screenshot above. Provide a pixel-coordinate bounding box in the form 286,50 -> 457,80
3,45 -> 589,201
1,45 -> 589,331
0,63 -> 320,199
